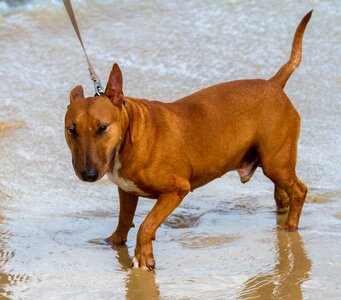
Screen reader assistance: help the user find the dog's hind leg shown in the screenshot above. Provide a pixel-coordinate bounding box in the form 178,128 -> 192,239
276,176 -> 307,231
263,164 -> 307,231
261,141 -> 307,231
106,188 -> 139,245
274,185 -> 290,214
259,117 -> 307,230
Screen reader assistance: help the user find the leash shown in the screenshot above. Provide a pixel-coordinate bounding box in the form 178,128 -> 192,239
63,0 -> 104,96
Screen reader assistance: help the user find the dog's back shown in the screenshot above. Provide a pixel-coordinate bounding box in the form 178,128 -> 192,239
135,78 -> 297,189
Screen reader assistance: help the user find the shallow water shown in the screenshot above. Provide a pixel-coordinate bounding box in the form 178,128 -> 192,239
0,0 -> 341,299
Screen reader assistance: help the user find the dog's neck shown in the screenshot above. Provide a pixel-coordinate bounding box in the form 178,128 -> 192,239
109,97 -> 151,171
117,102 -> 130,155
121,97 -> 151,147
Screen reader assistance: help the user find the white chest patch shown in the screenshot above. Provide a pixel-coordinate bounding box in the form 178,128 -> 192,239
107,154 -> 150,197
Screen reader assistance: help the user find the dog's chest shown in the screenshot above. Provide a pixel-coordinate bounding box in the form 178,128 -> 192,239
107,154 -> 150,197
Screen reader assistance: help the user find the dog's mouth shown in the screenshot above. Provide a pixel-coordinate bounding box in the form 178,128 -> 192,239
70,147 -> 118,183
72,159 -> 107,183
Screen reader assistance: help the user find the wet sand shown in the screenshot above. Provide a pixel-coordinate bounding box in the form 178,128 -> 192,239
0,0 -> 341,299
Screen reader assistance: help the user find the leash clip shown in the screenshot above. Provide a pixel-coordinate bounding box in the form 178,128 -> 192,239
90,71 -> 104,96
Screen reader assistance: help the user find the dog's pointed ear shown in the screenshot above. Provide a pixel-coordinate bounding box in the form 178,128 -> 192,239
70,85 -> 84,103
105,63 -> 124,107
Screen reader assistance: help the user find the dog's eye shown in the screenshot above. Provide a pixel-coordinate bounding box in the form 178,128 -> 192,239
98,124 -> 108,134
68,127 -> 77,136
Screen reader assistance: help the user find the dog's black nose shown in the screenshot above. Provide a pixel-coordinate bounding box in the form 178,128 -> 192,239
81,168 -> 98,182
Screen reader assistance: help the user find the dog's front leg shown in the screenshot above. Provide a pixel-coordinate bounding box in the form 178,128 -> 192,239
133,179 -> 190,269
106,188 -> 138,245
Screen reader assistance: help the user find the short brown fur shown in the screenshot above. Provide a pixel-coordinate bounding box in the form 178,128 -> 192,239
65,11 -> 312,269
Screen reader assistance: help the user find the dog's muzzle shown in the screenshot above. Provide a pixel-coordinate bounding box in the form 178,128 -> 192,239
80,168 -> 99,182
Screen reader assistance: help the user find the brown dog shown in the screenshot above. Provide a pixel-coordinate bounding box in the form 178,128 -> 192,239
65,11 -> 312,269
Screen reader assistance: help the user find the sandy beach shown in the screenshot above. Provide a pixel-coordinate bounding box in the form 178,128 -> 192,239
0,0 -> 340,299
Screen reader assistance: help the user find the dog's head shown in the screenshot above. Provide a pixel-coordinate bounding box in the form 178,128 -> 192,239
64,63 -> 125,182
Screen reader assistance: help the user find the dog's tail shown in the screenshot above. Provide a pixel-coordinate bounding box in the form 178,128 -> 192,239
269,10 -> 313,88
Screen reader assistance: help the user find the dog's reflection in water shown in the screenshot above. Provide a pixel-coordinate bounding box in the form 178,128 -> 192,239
112,244 -> 160,300
113,212 -> 311,299
239,214 -> 311,300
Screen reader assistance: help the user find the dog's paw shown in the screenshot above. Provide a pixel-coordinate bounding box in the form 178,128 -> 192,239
132,256 -> 155,270
132,244 -> 155,270
105,232 -> 127,245
277,223 -> 297,232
